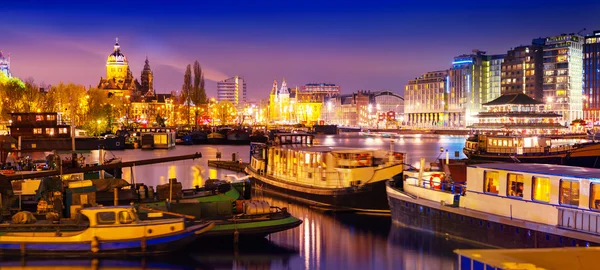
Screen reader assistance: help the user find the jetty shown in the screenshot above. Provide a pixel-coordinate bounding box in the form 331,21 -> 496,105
207,160 -> 248,173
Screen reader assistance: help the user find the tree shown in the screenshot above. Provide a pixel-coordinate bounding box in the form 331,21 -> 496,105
182,64 -> 192,126
191,61 -> 207,129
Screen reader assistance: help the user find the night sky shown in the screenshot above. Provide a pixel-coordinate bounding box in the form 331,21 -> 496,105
1,0 -> 599,99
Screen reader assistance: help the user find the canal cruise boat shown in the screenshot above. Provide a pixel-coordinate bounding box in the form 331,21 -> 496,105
387,162 -> 600,248
0,205 -> 213,256
463,93 -> 600,167
246,133 -> 406,212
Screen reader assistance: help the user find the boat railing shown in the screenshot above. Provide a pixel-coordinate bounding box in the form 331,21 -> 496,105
557,207 -> 600,235
406,176 -> 465,196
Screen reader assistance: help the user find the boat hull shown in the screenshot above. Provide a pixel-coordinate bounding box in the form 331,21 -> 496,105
201,215 -> 302,239
386,182 -> 599,248
247,167 -> 395,212
0,223 -> 213,256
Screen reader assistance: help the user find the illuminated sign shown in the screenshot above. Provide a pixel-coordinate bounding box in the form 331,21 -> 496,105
452,60 -> 473,65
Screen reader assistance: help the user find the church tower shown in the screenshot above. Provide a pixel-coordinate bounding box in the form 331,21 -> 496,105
140,56 -> 154,96
106,38 -> 129,81
0,50 -> 11,78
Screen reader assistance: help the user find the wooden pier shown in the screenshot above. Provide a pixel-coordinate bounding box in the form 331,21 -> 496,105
207,160 -> 249,173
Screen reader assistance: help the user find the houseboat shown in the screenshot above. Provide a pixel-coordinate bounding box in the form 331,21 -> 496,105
138,127 -> 176,149
5,112 -> 125,151
0,205 -> 213,256
246,133 -> 406,212
387,162 -> 600,248
464,93 -> 600,167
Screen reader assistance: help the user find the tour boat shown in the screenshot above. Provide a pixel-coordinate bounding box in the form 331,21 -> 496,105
0,205 -> 213,256
246,133 -> 406,212
387,162 -> 600,248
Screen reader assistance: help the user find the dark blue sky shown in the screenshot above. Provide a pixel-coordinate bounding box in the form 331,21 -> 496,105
1,0 -> 599,99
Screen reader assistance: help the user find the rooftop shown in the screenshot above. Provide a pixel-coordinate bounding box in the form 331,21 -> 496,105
483,93 -> 544,106
469,163 -> 600,180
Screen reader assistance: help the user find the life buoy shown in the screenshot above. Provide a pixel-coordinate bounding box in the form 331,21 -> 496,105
429,173 -> 443,189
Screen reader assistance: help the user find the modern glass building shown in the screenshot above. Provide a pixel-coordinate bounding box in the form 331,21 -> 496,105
584,31 -> 600,122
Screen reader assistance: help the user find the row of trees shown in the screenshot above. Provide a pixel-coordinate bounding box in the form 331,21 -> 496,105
181,61 -> 207,128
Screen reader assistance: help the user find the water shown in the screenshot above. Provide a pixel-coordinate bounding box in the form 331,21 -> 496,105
12,134 -> 481,270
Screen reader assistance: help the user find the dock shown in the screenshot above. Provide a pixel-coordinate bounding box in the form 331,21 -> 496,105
207,160 -> 249,173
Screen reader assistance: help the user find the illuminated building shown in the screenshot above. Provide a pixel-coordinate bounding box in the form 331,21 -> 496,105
98,38 -> 138,97
405,71 -> 448,127
0,50 -> 11,78
217,76 -> 247,106
371,90 -> 404,128
448,50 -> 505,127
298,83 -> 340,102
543,33 -> 583,124
140,57 -> 154,96
501,39 -> 545,100
322,90 -> 402,128
584,30 -> 600,122
268,79 -> 294,123
130,94 -> 174,126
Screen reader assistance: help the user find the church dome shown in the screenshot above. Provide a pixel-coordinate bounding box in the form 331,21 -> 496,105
107,38 -> 127,64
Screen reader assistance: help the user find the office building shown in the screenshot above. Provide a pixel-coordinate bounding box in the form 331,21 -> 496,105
404,70 -> 448,127
501,39 -> 545,100
584,30 -> 600,122
217,76 -> 247,106
543,33 -> 584,123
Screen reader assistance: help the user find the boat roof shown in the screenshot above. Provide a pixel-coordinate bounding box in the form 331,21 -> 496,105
80,205 -> 134,212
278,145 -> 380,153
455,247 -> 600,270
469,163 -> 600,180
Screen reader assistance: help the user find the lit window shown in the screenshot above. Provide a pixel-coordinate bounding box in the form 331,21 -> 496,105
35,115 -> 44,121
484,171 -> 499,194
559,180 -> 579,207
46,114 -> 56,121
45,128 -> 55,136
507,173 -> 524,198
58,128 -> 68,134
532,176 -> 550,202
33,128 -> 42,134
590,183 -> 600,210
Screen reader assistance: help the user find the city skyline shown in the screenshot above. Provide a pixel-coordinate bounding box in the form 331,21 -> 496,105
1,1 -> 599,98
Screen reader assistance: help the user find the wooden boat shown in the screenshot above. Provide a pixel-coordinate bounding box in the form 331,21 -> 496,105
139,179 -> 302,239
0,205 -> 213,256
246,133 -> 406,212
387,161 -> 600,248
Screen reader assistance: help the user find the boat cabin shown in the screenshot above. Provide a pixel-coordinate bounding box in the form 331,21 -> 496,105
9,112 -> 71,139
465,163 -> 600,235
80,206 -> 140,227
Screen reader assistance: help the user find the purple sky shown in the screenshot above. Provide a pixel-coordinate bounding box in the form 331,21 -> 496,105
1,1 -> 599,100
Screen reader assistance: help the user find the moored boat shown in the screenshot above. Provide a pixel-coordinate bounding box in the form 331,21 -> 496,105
246,133 -> 406,212
387,161 -> 600,248
0,205 -> 213,256
226,129 -> 250,145
207,131 -> 226,144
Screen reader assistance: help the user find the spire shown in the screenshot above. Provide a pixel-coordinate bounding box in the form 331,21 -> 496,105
271,79 -> 278,95
114,37 -> 120,51
279,78 -> 289,95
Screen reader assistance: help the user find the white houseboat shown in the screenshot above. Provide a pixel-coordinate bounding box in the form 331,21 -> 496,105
387,162 -> 600,248
246,133 -> 406,212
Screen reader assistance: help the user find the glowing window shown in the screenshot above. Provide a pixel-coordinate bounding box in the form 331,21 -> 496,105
559,180 -> 579,207
590,183 -> 600,210
45,128 -> 55,136
507,174 -> 524,198
33,128 -> 42,134
35,115 -> 44,121
532,176 -> 550,203
484,171 -> 499,194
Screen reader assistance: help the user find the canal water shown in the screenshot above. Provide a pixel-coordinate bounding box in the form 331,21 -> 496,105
16,134 -> 483,270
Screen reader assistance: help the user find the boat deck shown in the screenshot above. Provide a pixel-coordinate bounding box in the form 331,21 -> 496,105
455,247 -> 599,270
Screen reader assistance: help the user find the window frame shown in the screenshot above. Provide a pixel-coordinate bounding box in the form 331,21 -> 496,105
506,173 -> 524,199
559,179 -> 580,207
532,176 -> 551,203
483,170 -> 500,195
590,182 -> 600,211
96,212 -> 116,225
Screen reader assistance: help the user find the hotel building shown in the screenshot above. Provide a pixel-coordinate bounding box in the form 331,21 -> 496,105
584,30 -> 600,122
543,33 -> 584,124
404,71 -> 448,127
501,39 -> 545,100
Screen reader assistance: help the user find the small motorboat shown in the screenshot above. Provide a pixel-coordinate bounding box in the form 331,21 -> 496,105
0,205 -> 213,256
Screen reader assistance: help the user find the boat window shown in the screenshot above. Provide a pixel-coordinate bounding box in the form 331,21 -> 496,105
118,211 -> 135,224
590,183 -> 600,210
484,171 -> 499,194
532,176 -> 551,203
97,212 -> 116,224
507,173 -> 524,198
559,180 -> 580,207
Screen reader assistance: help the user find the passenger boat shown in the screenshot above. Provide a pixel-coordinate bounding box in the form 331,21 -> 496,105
139,178 -> 302,239
387,161 -> 600,248
464,93 -> 600,167
246,133 -> 406,212
0,205 -> 213,256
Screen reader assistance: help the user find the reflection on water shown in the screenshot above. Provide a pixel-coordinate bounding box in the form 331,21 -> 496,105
14,134 -> 474,269
0,256 -> 199,270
